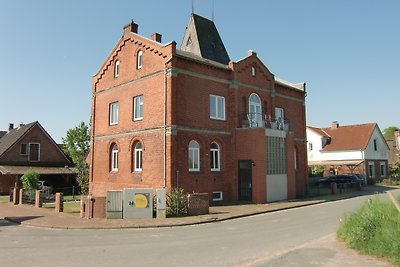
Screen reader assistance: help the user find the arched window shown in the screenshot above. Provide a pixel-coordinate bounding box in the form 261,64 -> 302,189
111,143 -> 119,171
137,50 -> 143,69
210,142 -> 220,171
114,60 -> 120,77
188,140 -> 200,171
134,142 -> 142,172
248,93 -> 262,127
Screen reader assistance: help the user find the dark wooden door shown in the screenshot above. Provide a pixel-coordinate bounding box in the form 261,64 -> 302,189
238,160 -> 252,201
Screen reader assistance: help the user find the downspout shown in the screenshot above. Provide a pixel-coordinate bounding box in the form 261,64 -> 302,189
163,56 -> 173,189
90,85 -> 96,195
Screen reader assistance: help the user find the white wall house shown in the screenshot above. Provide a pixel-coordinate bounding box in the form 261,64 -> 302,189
307,122 -> 389,181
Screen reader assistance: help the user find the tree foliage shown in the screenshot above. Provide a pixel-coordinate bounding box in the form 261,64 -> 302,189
63,122 -> 90,195
383,126 -> 399,138
20,171 -> 40,191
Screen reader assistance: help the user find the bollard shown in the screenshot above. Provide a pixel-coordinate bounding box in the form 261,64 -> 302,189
13,187 -> 19,205
19,188 -> 24,205
55,193 -> 64,212
35,190 -> 42,208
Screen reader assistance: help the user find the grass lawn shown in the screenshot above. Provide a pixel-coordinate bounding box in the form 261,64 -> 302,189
0,195 -> 10,203
337,195 -> 400,266
42,201 -> 81,213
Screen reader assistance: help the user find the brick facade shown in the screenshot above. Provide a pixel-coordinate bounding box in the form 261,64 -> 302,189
89,15 -> 307,217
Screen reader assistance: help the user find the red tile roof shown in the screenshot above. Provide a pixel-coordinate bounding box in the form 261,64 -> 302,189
308,123 -> 377,151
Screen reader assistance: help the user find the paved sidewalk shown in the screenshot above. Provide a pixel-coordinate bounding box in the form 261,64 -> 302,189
0,185 -> 398,229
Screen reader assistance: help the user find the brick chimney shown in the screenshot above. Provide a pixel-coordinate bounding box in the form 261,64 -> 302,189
331,121 -> 339,129
123,20 -> 138,35
151,33 -> 162,43
8,122 -> 14,131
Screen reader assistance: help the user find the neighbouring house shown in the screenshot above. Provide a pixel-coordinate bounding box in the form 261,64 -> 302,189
307,122 -> 389,183
0,122 -> 77,194
89,13 -> 308,217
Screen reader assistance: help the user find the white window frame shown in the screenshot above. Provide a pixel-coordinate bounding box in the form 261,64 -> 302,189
248,93 -> 262,127
134,142 -> 142,172
210,142 -> 220,171
109,102 -> 119,125
380,162 -> 386,177
137,50 -> 143,69
368,162 -> 375,178
210,95 -> 226,120
28,143 -> 40,162
111,144 -> 118,171
251,66 -> 256,77
189,140 -> 200,172
212,191 -> 223,201
133,95 -> 143,121
114,60 -> 120,77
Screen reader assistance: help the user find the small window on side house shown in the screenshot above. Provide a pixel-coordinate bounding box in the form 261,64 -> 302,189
373,139 -> 377,151
20,143 -> 27,155
29,143 -> 40,162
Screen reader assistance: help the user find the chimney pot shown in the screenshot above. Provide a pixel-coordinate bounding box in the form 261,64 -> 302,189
9,123 -> 14,131
331,121 -> 339,129
151,33 -> 162,43
123,20 -> 138,34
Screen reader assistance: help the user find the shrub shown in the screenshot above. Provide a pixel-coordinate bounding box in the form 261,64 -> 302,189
167,188 -> 188,217
337,197 -> 400,265
20,171 -> 40,191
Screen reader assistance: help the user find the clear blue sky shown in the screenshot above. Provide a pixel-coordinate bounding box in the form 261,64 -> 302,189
1,0 -> 399,142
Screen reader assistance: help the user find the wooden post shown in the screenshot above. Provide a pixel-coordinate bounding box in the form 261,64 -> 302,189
13,187 -> 19,205
388,191 -> 400,213
55,193 -> 64,212
35,190 -> 42,208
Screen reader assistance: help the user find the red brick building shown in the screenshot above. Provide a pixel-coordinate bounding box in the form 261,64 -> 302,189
89,14 -> 307,208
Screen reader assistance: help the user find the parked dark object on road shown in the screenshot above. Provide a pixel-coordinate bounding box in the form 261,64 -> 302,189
315,174 -> 363,186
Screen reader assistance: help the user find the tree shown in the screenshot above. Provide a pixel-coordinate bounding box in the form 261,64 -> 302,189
383,126 -> 399,138
63,122 -> 90,195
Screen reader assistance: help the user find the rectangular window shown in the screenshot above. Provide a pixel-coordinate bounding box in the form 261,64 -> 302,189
135,149 -> 142,171
308,143 -> 313,151
133,95 -> 143,121
29,143 -> 40,162
212,191 -> 223,201
109,102 -> 119,125
20,143 -> 27,155
373,139 -> 377,151
266,136 -> 286,175
380,162 -> 386,177
210,95 -> 225,120
275,107 -> 285,130
368,162 -> 375,178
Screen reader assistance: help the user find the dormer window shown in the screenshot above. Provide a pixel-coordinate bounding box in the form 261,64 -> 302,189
137,50 -> 143,69
114,60 -> 120,77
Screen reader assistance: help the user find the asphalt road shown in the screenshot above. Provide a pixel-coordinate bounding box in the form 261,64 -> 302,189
1,190 -> 397,267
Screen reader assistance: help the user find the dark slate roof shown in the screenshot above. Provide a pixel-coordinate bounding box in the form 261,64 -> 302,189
180,13 -> 230,65
0,122 -> 36,157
